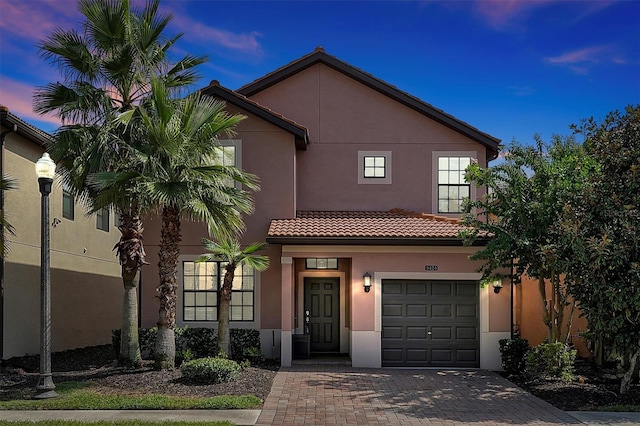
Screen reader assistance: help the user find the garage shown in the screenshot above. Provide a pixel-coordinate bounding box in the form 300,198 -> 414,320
381,279 -> 479,367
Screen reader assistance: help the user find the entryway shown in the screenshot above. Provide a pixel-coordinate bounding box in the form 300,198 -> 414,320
304,277 -> 340,353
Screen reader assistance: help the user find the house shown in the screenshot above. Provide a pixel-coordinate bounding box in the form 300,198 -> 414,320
140,48 -> 512,369
1,106 -> 122,359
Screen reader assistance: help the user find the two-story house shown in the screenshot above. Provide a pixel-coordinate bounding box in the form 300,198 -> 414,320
1,106 -> 122,359
140,48 -> 512,369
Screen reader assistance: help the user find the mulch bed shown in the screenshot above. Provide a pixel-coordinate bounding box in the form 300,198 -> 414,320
0,345 -> 278,402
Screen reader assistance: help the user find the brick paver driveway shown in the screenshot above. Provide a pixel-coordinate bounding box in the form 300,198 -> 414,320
256,366 -> 581,425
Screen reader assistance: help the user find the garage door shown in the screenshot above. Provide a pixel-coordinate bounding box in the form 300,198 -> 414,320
381,279 -> 479,368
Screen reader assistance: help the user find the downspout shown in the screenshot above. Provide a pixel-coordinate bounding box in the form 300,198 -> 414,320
510,258 -> 515,339
0,121 -> 17,358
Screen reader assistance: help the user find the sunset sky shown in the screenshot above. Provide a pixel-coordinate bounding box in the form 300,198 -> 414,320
1,0 -> 638,149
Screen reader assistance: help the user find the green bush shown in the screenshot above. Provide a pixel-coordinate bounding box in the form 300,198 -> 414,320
113,327 -> 260,363
181,357 -> 241,384
230,329 -> 261,360
499,337 -> 530,374
525,342 -> 576,381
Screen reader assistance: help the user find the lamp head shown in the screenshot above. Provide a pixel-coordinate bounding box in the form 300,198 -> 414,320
363,272 -> 372,293
36,153 -> 56,180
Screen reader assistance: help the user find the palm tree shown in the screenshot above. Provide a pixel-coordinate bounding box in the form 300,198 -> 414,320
34,0 -> 205,367
196,238 -> 269,358
0,175 -> 17,257
95,77 -> 260,369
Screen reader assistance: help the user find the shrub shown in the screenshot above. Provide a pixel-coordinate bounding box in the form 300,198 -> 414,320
243,346 -> 264,364
230,329 -> 261,360
181,357 -> 241,384
499,337 -> 530,374
177,327 -> 217,359
525,342 -> 576,382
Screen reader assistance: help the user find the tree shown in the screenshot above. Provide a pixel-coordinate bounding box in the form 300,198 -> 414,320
196,238 -> 269,357
561,106 -> 640,394
0,175 -> 17,257
460,138 -> 595,343
95,77 -> 259,369
34,0 -> 205,367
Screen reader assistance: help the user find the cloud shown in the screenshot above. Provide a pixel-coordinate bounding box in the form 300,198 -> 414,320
543,45 -> 626,74
0,77 -> 61,128
0,0 -> 82,42
170,13 -> 262,54
473,0 -> 552,30
509,86 -> 536,96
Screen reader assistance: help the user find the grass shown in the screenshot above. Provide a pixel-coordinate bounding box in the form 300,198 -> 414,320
0,382 -> 261,410
0,422 -> 233,426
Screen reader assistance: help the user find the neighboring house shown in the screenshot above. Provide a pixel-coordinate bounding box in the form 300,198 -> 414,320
140,48 -> 512,369
1,106 -> 122,359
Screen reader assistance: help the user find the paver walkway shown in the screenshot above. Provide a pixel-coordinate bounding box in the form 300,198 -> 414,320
255,366 -> 583,425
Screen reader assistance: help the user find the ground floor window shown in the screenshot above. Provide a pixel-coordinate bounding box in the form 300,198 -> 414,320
182,260 -> 255,322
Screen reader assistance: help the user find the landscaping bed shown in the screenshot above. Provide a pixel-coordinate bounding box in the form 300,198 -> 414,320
0,345 -> 278,403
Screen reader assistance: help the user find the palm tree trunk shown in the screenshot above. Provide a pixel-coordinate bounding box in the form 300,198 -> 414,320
155,204 -> 181,369
218,265 -> 235,357
115,210 -> 145,368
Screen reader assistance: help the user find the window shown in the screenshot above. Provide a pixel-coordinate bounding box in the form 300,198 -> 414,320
214,140 -> 241,188
358,151 -> 392,184
363,156 -> 386,178
96,208 -> 109,231
437,156 -> 471,213
62,185 -> 74,220
113,211 -> 120,229
305,258 -> 338,269
182,260 -> 255,322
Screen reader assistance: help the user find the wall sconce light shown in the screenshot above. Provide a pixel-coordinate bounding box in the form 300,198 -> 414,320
363,272 -> 372,293
493,281 -> 503,294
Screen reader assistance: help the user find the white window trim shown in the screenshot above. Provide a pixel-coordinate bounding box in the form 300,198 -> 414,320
431,151 -> 477,215
358,150 -> 392,184
176,254 -> 261,330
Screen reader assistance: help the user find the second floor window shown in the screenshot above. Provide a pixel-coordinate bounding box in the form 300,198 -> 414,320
96,208 -> 109,231
437,156 -> 471,213
62,185 -> 74,220
363,156 -> 386,178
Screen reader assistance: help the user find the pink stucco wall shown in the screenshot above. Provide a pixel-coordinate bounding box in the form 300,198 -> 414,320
248,63 -> 487,213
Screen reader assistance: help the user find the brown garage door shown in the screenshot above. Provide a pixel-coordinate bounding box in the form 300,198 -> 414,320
381,279 -> 479,368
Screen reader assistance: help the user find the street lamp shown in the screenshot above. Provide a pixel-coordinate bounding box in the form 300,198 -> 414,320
35,153 -> 57,399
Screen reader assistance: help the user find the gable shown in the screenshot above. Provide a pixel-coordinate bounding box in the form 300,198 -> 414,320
238,48 -> 500,159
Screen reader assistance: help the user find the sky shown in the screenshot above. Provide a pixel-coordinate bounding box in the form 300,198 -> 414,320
1,0 -> 639,151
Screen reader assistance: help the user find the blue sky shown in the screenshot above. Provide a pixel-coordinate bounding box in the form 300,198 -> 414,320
1,0 -> 638,150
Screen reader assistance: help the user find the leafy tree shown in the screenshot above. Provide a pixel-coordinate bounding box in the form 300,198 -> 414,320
460,138 -> 595,343
96,77 -> 259,369
196,239 -> 269,357
34,0 -> 205,366
561,106 -> 640,394
0,175 -> 17,257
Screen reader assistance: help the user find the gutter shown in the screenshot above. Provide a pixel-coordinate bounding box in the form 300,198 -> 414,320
265,236 -> 491,246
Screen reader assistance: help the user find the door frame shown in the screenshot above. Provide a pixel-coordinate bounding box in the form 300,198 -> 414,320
296,271 -> 347,354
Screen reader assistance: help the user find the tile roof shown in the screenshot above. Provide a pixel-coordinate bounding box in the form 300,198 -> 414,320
267,209 -> 483,245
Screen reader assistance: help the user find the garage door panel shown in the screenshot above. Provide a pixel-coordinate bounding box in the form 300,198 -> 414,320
406,304 -> 427,317
431,304 -> 452,317
382,326 -> 403,339
383,304 -> 403,317
382,279 -> 479,368
406,326 -> 428,339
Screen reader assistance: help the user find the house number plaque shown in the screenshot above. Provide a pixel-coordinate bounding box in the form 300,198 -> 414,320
424,265 -> 438,271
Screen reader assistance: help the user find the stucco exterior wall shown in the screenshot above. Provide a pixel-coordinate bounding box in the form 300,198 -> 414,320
2,130 -> 121,358
516,275 -> 590,357
248,63 -> 487,213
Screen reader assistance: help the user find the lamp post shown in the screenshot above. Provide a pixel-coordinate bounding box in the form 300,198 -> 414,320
35,153 -> 57,399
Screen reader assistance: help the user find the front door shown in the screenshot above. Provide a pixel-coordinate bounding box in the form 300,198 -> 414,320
304,277 -> 340,352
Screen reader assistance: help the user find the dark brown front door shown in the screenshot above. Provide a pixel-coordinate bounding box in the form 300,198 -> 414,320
304,277 -> 340,352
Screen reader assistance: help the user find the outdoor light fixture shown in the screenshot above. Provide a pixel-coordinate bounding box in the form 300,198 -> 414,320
493,281 -> 503,294
35,152 -> 58,399
363,272 -> 372,293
